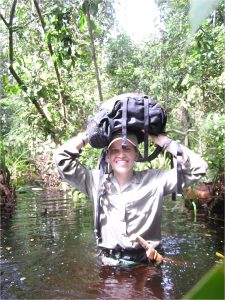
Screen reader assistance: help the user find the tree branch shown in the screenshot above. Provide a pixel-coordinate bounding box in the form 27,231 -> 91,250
8,66 -> 56,137
1,0 -> 57,140
33,0 -> 67,124
8,0 -> 17,64
168,129 -> 196,135
0,13 -> 9,27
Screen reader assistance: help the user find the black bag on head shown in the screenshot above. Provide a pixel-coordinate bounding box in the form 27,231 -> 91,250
87,93 -> 167,161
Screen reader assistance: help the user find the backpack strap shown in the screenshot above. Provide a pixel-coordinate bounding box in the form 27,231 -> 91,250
95,147 -> 107,244
176,143 -> 183,195
122,98 -> 128,147
170,153 -> 177,200
137,145 -> 163,162
144,97 -> 149,159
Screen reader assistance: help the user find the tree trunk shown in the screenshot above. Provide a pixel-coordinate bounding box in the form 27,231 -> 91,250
179,106 -> 190,147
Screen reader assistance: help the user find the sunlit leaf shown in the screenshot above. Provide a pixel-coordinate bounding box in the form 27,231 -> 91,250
216,252 -> 224,259
78,11 -> 86,32
45,31 -> 52,44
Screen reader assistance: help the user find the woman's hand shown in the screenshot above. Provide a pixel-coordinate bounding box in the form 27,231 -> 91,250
146,247 -> 164,265
149,134 -> 172,149
149,134 -> 188,162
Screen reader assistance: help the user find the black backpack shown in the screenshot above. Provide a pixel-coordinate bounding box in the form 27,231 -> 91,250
87,93 -> 167,162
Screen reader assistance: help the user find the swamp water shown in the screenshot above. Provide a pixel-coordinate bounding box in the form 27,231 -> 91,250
0,189 -> 224,300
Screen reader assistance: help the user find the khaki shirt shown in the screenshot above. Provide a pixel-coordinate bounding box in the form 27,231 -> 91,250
54,137 -> 207,249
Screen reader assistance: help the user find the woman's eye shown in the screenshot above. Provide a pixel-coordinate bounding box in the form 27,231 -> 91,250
110,149 -> 119,154
124,147 -> 132,152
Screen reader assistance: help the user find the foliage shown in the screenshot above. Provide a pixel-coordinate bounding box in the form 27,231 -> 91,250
79,144 -> 101,169
0,95 -> 38,186
0,139 -> 6,174
105,33 -> 142,94
134,144 -> 171,171
0,0 -> 224,185
0,0 -> 114,185
200,112 -> 225,180
0,0 -> 114,140
0,137 -> 36,187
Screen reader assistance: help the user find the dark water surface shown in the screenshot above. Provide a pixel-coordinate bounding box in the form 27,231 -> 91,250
1,189 -> 224,299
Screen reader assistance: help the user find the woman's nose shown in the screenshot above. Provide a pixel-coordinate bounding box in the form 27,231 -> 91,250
118,148 -> 126,156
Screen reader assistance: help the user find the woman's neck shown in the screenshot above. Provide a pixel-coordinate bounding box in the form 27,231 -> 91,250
114,170 -> 134,190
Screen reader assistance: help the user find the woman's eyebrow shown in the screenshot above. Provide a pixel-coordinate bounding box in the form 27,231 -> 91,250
109,147 -> 118,151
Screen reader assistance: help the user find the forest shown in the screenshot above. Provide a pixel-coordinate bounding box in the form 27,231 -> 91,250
0,0 -> 224,219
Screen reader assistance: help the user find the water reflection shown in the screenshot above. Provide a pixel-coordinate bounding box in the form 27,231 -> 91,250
94,265 -> 166,300
1,189 -> 224,299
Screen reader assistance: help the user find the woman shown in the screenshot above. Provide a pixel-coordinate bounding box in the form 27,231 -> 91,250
54,130 -> 207,266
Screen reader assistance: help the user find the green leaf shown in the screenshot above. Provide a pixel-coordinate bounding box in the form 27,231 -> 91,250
45,31 -> 52,44
182,261 -> 224,299
78,11 -> 86,32
2,74 -> 9,86
6,84 -> 21,96
90,19 -> 97,31
0,140 -> 6,171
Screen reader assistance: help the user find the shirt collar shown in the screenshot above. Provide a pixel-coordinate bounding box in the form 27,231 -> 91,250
104,171 -> 141,193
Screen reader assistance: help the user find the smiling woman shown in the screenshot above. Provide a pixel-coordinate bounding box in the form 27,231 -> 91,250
115,0 -> 161,42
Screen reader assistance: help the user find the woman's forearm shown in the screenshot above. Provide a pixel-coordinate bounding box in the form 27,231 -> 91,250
149,134 -> 188,162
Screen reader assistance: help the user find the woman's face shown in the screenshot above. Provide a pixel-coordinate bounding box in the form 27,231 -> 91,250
107,140 -> 138,175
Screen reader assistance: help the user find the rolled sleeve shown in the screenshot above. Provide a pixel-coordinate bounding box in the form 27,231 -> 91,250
54,137 -> 97,196
181,148 -> 208,186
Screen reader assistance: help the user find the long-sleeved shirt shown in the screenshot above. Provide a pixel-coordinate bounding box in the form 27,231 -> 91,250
54,137 -> 208,249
